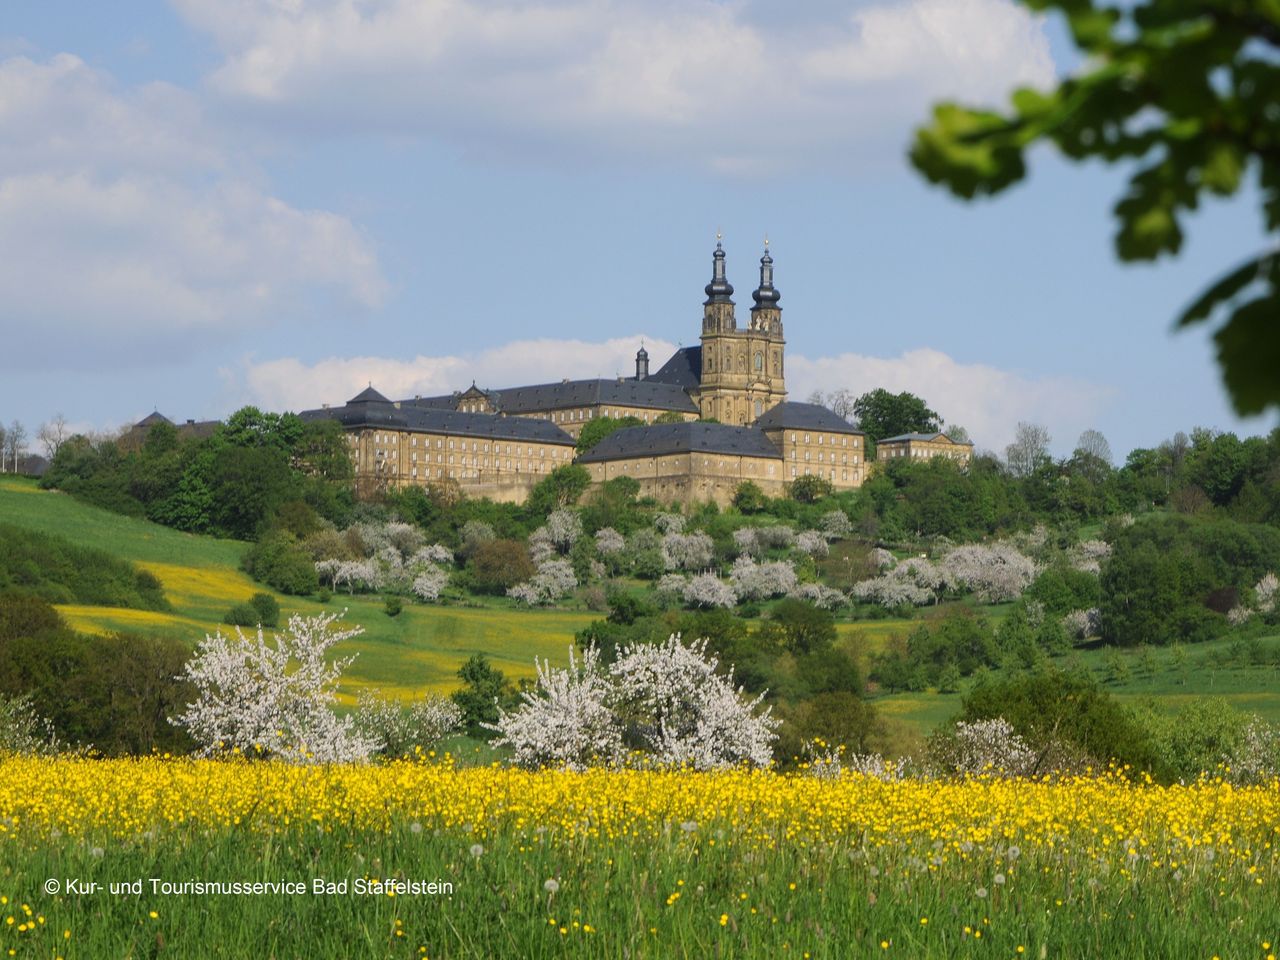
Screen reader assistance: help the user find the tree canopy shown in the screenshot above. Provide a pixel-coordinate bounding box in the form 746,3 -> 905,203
911,0 -> 1280,416
852,389 -> 940,441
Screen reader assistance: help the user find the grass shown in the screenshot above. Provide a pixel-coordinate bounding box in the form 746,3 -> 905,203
0,475 -> 595,699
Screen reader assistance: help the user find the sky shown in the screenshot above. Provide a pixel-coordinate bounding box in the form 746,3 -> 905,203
0,0 -> 1274,462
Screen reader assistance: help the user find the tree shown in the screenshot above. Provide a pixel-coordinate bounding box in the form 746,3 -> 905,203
525,464 -> 591,517
808,388 -> 858,422
5,420 -> 27,473
789,474 -> 833,503
451,654 -> 516,736
575,416 -> 643,453
172,611 -> 379,763
1005,422 -> 1051,478
851,389 -> 940,441
468,539 -> 535,593
1075,429 -> 1113,466
732,480 -> 768,514
37,413 -> 69,461
911,1 -> 1280,416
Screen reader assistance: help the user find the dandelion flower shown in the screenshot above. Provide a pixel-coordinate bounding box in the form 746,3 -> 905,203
543,879 -> 560,893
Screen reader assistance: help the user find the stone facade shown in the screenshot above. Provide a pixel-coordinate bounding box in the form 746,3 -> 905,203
875,432 -> 973,466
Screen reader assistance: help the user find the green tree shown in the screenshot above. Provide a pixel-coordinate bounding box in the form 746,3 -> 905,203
575,416 -> 643,454
851,389 -> 940,441
911,1 -> 1280,416
789,474 -> 833,503
468,539 -> 536,593
525,464 -> 591,518
450,654 -> 515,736
759,598 -> 837,656
732,480 -> 769,514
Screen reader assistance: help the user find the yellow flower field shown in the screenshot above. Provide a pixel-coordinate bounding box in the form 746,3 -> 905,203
1,757 -> 1277,958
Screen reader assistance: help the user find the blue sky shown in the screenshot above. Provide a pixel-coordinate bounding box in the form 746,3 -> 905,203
0,0 -> 1273,461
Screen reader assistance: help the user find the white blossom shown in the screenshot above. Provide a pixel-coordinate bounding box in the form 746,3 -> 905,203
412,543 -> 455,566
487,646 -> 623,770
853,557 -> 947,608
729,556 -> 798,601
610,635 -> 778,769
594,527 -> 626,556
1069,539 -> 1112,574
1062,608 -> 1102,639
733,527 -> 760,557
655,573 -> 689,599
490,637 -> 777,771
794,530 -> 830,557
819,510 -> 853,541
316,558 -> 380,594
172,611 -> 380,764
662,531 -> 715,571
756,525 -> 795,551
528,527 -> 556,565
544,509 -> 583,552
931,718 -> 1037,778
411,565 -> 450,602
653,512 -> 686,534
1227,605 -> 1253,626
939,544 -> 1039,603
788,582 -> 848,610
682,573 -> 737,609
353,690 -> 462,756
508,558 -> 578,606
870,547 -> 897,570
1255,572 -> 1278,614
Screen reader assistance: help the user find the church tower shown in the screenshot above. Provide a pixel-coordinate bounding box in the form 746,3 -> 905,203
698,238 -> 787,424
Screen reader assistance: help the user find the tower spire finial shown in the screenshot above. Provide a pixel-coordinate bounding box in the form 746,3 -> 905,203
704,232 -> 734,304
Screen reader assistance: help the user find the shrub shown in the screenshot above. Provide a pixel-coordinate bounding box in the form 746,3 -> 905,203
241,533 -> 319,596
249,592 -> 280,628
223,602 -> 261,627
469,539 -> 536,593
0,523 -> 170,610
384,596 -> 403,617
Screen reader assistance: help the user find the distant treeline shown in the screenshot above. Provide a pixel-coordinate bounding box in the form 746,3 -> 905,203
41,408 -> 355,540
861,426 -> 1280,541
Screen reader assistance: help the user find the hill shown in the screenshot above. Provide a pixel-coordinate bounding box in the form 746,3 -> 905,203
0,475 -> 594,700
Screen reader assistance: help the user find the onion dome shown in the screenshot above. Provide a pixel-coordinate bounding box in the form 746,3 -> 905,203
703,237 -> 735,304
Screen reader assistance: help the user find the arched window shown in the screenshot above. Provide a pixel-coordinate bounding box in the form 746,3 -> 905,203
754,352 -> 763,372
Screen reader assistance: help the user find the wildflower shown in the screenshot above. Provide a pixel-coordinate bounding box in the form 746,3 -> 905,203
543,879 -> 560,894
994,873 -> 1006,885
975,887 -> 988,899
469,844 -> 484,858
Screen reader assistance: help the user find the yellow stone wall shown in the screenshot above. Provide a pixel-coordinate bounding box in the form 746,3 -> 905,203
582,450 -> 787,507
348,428 -> 577,500
762,428 -> 866,490
875,436 -> 972,464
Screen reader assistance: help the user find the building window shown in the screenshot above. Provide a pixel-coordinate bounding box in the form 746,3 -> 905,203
754,400 -> 762,417
754,352 -> 763,372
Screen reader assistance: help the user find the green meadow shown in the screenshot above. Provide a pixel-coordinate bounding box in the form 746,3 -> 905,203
5,472 -> 1280,728
0,475 -> 594,700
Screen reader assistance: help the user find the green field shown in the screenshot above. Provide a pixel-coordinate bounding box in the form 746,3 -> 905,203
5,472 -> 1280,729
0,475 -> 594,699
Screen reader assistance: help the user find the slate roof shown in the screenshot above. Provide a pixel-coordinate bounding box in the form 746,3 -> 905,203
576,422 -> 780,463
646,345 -> 702,390
403,394 -> 462,410
348,386 -> 392,404
753,402 -> 865,435
135,411 -> 174,428
300,399 -> 575,445
474,378 -> 698,415
879,432 -> 973,445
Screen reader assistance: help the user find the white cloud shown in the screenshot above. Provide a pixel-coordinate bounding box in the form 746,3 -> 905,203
0,54 -> 386,371
789,348 -> 1115,454
172,0 -> 1055,172
227,338 -> 1113,454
